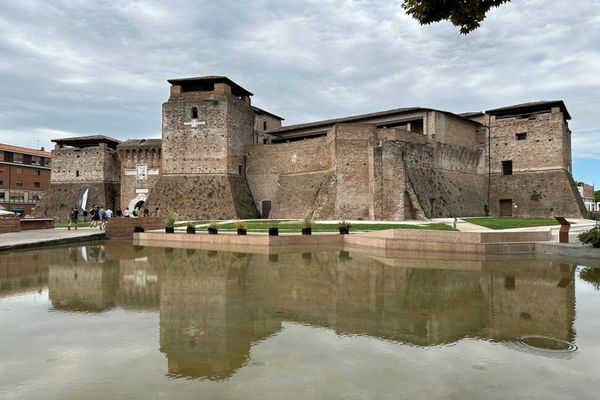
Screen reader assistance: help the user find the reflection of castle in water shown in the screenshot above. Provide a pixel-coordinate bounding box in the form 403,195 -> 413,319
44,242 -> 576,380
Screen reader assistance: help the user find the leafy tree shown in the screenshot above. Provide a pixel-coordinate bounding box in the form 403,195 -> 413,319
402,0 -> 511,34
595,190 -> 600,202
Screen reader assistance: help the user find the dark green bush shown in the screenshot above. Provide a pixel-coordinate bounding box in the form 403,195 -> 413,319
578,226 -> 600,248
588,211 -> 600,221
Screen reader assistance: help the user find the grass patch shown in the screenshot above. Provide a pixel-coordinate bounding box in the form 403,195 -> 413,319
211,221 -> 455,232
463,217 -> 566,230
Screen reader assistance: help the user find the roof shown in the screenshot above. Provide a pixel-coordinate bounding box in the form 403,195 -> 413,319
252,106 -> 284,121
167,75 -> 253,97
118,138 -> 162,149
268,107 -> 421,135
0,143 -> 51,158
52,135 -> 121,149
459,111 -> 485,118
485,100 -> 571,120
267,106 -> 480,136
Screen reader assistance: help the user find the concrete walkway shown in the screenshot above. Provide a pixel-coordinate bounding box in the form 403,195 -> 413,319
0,227 -> 105,252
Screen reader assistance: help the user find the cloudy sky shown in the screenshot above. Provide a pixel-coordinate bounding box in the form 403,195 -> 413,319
0,0 -> 599,182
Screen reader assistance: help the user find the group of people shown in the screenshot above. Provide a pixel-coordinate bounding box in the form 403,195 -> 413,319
67,205 -> 158,230
68,205 -> 111,230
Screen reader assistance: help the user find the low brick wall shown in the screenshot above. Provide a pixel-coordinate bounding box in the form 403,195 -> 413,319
105,217 -> 163,239
19,218 -> 55,231
0,217 -> 21,234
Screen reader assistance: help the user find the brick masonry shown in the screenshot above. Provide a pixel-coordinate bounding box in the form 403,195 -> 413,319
105,216 -> 163,239
42,77 -> 586,221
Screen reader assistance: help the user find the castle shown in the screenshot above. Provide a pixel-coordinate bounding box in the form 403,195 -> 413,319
39,75 -> 586,220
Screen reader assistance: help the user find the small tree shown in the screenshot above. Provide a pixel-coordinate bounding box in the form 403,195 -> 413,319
402,0 -> 511,34
578,226 -> 600,248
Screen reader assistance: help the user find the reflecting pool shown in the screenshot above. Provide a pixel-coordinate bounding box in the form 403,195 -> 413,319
1,241 -> 600,399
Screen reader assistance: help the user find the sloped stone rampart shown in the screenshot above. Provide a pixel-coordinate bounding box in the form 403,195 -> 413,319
145,174 -> 258,220
490,170 -> 586,217
36,182 -> 120,220
269,171 -> 333,219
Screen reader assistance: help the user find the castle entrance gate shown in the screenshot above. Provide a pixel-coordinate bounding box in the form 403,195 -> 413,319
128,193 -> 147,214
499,199 -> 513,216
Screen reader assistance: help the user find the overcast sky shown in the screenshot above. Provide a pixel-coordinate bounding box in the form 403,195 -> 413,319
0,0 -> 599,182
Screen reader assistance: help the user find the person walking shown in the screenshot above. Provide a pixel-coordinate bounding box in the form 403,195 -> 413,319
67,208 -> 79,230
123,207 -> 131,217
90,206 -> 100,228
99,207 -> 107,229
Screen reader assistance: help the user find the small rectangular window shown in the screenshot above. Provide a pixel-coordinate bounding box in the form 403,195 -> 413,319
16,180 -> 23,187
263,121 -> 267,130
505,275 -> 515,290
516,132 -> 527,140
238,165 -> 243,175
502,160 -> 513,176
14,153 -> 23,163
0,180 -> 3,186
76,170 -> 80,177
33,169 -> 41,176
34,181 -> 40,188
16,167 -> 22,174
263,138 -> 268,144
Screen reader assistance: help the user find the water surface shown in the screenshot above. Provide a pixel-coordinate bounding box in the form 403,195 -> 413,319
1,242 -> 599,399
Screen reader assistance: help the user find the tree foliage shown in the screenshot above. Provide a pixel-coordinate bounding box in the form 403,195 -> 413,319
595,190 -> 600,202
402,0 -> 511,34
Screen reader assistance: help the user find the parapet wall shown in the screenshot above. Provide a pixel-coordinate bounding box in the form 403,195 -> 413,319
105,217 -> 163,239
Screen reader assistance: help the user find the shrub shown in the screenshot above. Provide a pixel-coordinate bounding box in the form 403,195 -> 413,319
301,215 -> 313,228
578,226 -> 600,248
234,220 -> 246,229
530,190 -> 543,201
164,209 -> 176,228
588,211 -> 600,221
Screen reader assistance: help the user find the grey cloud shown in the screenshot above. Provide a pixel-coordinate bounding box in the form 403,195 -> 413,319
0,0 -> 598,158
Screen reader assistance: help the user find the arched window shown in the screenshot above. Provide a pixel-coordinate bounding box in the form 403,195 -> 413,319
191,107 -> 198,119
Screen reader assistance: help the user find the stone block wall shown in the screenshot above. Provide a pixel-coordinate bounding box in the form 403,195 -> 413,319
489,170 -> 586,217
161,92 -> 254,176
36,182 -> 120,220
19,218 -> 54,230
105,216 -> 163,239
0,217 -> 20,234
50,143 -> 120,184
430,112 -> 480,148
117,140 -> 162,211
489,108 -> 570,173
333,124 -> 377,219
145,174 -> 258,220
246,135 -> 334,215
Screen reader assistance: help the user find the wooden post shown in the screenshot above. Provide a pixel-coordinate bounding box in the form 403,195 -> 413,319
555,217 -> 570,243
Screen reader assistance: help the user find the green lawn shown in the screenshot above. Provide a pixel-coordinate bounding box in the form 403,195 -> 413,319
463,217 -> 567,230
194,220 -> 455,232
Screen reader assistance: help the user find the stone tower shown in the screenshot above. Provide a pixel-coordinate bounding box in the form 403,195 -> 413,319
37,135 -> 121,219
146,76 -> 259,219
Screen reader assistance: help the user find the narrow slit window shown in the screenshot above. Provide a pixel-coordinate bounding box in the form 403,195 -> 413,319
502,160 -> 513,176
191,107 -> 198,119
516,132 -> 527,140
76,170 -> 80,177
263,121 -> 267,130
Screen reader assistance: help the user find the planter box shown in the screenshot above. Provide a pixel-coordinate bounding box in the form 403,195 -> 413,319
165,227 -> 175,234
302,227 -> 312,235
208,227 -> 218,235
237,228 -> 247,235
268,227 -> 279,236
339,227 -> 350,235
186,227 -> 196,234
